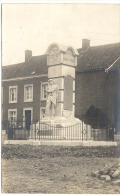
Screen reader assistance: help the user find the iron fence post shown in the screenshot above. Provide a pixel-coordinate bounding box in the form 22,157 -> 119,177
35,123 -> 36,140
39,120 -> 40,141
97,114 -> 100,129
86,124 -> 87,141
82,120 -> 83,141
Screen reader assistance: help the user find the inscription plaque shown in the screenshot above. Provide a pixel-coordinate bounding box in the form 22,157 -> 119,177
49,46 -> 60,65
64,75 -> 73,111
63,49 -> 75,66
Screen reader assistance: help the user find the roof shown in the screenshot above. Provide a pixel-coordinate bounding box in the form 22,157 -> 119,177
77,42 -> 120,72
2,42 -> 120,80
2,55 -> 47,80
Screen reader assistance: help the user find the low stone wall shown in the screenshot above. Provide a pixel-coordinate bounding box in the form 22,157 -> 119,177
4,140 -> 117,147
114,134 -> 120,143
2,130 -> 7,144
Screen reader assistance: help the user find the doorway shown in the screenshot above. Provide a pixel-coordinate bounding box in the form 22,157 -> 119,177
25,110 -> 31,130
23,108 -> 33,130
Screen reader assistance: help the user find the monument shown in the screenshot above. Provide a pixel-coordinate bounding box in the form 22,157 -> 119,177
29,43 -> 91,139
42,43 -> 79,123
39,43 -> 91,139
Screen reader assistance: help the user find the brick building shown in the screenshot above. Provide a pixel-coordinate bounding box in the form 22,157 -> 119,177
2,40 -> 120,133
2,54 -> 48,125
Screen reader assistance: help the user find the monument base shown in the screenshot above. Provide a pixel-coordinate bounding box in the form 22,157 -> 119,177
29,116 -> 92,140
41,116 -> 80,124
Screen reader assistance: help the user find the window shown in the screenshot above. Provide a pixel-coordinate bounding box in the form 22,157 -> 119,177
41,82 -> 48,100
24,84 -> 33,102
8,109 -> 17,127
9,86 -> 17,103
8,109 -> 17,121
40,107 -> 46,119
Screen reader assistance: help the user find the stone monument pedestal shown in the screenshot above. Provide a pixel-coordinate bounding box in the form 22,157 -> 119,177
39,116 -> 92,140
29,116 -> 92,140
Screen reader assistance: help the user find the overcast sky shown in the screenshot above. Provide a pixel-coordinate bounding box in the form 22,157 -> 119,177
2,3 -> 120,65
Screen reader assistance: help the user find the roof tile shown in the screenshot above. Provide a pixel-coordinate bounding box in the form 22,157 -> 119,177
2,55 -> 47,79
77,42 -> 120,72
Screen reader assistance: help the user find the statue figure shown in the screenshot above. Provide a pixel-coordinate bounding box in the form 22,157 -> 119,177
45,79 -> 59,119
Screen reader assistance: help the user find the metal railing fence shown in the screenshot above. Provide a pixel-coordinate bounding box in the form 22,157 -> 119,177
2,120 -> 114,141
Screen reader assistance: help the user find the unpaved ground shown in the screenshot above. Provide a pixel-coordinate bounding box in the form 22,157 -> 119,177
2,145 -> 120,194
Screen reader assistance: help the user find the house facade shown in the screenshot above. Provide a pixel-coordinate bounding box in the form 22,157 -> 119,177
2,40 -> 120,133
2,54 -> 48,129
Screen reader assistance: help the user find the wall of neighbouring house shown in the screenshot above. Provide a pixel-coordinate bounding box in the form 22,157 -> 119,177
75,70 -> 119,129
107,71 -> 120,131
2,76 -> 48,122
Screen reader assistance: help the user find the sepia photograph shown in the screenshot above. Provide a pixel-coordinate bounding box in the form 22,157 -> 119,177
1,1 -> 120,194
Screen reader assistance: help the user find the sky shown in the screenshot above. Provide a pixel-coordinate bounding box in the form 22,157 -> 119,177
2,3 -> 120,65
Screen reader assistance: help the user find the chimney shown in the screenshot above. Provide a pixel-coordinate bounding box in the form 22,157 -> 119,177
82,39 -> 90,51
25,50 -> 32,62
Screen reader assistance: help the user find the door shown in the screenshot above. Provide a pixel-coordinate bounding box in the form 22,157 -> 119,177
8,122 -> 14,140
25,110 -> 31,130
114,91 -> 120,133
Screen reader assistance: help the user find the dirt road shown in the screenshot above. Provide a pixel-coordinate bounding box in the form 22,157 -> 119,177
2,145 -> 120,193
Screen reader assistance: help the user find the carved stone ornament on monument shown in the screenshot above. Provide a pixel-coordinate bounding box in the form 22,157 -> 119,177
49,46 -> 60,65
